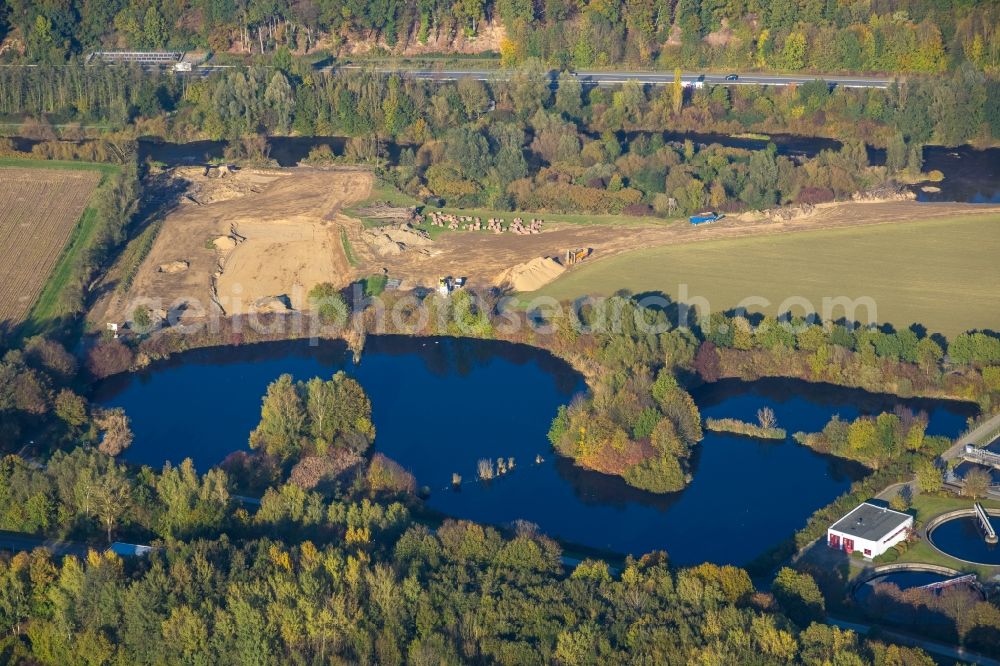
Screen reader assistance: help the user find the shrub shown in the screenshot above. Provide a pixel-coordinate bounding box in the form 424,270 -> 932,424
308,283 -> 348,326
132,306 -> 152,331
796,186 -> 835,204
367,453 -> 416,494
86,339 -> 134,379
772,567 -> 825,626
622,455 -> 685,493
95,407 -> 133,456
289,450 -> 362,489
704,417 -> 786,440
622,203 -> 653,216
477,458 -> 495,480
983,366 -> 1000,392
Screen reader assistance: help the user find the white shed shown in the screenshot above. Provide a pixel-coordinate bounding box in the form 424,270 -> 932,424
827,502 -> 913,559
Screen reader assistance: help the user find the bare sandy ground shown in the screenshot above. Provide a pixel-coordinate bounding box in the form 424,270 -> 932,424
366,200 -> 1000,292
97,170 -> 1000,328
103,167 -> 372,322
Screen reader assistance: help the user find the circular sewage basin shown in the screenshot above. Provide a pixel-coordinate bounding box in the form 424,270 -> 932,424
854,571 -> 950,603
928,515 -> 1000,565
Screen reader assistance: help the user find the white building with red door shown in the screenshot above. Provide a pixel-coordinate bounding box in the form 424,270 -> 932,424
827,502 -> 913,559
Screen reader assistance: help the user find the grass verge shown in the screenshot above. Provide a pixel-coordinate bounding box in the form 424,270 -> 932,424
0,156 -> 118,175
341,227 -> 358,267
908,493 -> 1000,525
111,220 -> 163,295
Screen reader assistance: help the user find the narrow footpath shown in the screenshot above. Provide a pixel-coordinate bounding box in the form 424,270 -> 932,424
827,616 -> 1000,666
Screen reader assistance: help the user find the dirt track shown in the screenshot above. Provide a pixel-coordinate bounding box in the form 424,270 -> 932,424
367,200 -> 1000,292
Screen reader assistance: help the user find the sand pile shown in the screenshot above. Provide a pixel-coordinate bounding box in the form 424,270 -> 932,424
252,296 -> 291,313
173,166 -> 276,205
365,232 -> 404,256
383,225 -> 432,246
495,257 -> 566,292
213,235 -> 238,251
364,224 -> 432,256
158,260 -> 189,274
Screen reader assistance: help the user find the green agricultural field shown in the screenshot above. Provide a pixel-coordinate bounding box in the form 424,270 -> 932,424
537,213 -> 1000,338
0,159 -> 114,336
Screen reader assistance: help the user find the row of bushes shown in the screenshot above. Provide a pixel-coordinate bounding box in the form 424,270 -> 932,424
705,417 -> 786,440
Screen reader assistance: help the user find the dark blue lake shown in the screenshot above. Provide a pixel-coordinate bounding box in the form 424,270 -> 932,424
94,337 -> 976,566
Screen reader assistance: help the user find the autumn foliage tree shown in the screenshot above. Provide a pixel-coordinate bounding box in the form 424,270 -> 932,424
250,372 -> 375,466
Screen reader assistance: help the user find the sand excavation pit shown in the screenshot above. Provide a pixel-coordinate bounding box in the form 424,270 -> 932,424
109,167 -> 372,321
495,257 -> 566,292
214,216 -> 343,313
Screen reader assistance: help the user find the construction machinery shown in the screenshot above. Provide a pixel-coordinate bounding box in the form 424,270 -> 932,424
690,212 -> 723,225
564,248 -> 591,265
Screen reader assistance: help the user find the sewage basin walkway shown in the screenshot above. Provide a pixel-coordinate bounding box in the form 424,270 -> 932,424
943,412 -> 1000,463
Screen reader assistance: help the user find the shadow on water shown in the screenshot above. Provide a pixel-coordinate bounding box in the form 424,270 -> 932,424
136,137 -> 411,168
692,377 -> 978,438
552,455 -> 688,512
8,134 -> 998,202
916,146 -> 1000,203
95,337 -> 973,565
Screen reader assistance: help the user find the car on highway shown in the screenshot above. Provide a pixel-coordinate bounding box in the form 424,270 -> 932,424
725,74 -> 739,81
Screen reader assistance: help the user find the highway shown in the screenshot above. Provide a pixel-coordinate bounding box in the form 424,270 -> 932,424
9,57 -> 895,88
331,65 -> 894,89
184,63 -> 894,88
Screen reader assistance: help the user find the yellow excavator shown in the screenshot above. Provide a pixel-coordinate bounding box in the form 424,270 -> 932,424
564,248 -> 591,265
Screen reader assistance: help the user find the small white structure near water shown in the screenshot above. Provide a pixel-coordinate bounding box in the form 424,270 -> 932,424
827,502 -> 913,559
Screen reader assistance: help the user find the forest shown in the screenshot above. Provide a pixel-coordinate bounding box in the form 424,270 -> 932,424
1,61 -> 998,220
793,409 -> 945,471
1,0 -> 999,78
0,503 -> 951,664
